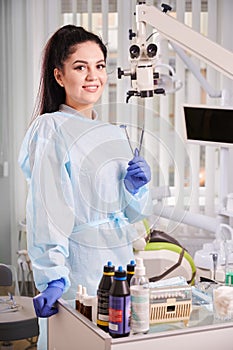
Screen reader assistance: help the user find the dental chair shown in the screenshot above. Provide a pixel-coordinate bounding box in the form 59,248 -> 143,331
133,185 -> 196,285
135,229 -> 196,285
0,264 -> 39,350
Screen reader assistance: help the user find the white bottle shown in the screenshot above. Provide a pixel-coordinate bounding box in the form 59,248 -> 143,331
130,257 -> 150,334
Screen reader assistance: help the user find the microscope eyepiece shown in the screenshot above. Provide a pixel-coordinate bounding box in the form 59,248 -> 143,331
129,44 -> 140,59
147,43 -> 157,58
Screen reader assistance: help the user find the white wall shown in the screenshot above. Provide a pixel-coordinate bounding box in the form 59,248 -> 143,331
0,0 -> 61,265
0,0 -> 233,266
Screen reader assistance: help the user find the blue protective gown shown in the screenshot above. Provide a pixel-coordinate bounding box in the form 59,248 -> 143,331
18,104 -> 152,298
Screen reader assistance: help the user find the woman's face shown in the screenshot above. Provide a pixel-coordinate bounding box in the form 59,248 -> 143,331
54,41 -> 107,114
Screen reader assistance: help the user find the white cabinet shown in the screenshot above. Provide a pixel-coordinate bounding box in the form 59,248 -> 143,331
48,299 -> 233,350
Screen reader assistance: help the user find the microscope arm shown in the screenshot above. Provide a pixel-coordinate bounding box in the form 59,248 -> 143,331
136,4 -> 233,80
170,42 -> 222,98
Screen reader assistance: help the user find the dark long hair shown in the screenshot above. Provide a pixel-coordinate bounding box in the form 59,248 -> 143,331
33,25 -> 107,119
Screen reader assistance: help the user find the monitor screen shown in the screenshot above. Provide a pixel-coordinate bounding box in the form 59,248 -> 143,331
183,104 -> 233,147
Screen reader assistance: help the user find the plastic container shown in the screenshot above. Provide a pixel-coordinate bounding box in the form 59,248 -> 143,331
109,266 -> 131,338
130,257 -> 150,334
97,261 -> 115,332
91,295 -> 97,324
149,284 -> 192,326
83,295 -> 96,323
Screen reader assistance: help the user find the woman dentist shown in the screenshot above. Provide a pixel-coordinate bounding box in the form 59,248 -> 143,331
18,25 -> 152,322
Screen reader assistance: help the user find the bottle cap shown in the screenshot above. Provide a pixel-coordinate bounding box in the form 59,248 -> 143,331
127,260 -> 136,272
114,266 -> 126,280
103,261 -> 115,273
134,257 -> 146,276
80,286 -> 87,302
76,284 -> 82,298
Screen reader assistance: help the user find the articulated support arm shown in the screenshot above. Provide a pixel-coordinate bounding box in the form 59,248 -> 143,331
137,3 -> 233,80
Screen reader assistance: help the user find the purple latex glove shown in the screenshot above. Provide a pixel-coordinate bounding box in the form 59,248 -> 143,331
33,278 -> 65,318
124,148 -> 151,195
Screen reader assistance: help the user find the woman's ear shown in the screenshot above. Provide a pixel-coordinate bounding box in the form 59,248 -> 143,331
54,68 -> 64,87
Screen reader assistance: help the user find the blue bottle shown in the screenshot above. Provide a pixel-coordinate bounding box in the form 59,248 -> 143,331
109,266 -> 131,338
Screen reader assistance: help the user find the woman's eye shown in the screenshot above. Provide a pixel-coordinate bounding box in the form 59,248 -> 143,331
97,64 -> 106,70
75,65 -> 86,71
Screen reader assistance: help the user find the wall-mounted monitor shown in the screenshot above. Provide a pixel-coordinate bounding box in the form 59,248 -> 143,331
183,104 -> 233,147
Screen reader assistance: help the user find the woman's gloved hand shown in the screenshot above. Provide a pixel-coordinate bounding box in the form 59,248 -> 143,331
33,278 -> 65,318
124,148 -> 151,195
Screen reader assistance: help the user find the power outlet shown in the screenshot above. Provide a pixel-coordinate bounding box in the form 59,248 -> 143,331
0,162 -> 8,177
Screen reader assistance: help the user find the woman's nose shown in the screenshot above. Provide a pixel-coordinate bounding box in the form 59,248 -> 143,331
86,67 -> 97,80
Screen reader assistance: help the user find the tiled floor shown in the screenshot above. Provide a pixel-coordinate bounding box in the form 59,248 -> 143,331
0,339 -> 37,350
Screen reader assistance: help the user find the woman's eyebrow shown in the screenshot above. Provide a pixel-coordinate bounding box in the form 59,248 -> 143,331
72,59 -> 105,65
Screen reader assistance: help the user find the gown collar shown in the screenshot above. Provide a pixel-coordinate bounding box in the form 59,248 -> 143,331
59,104 -> 98,120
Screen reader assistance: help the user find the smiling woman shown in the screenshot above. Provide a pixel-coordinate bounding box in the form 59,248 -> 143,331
18,24 -> 152,319
1,2 -> 232,349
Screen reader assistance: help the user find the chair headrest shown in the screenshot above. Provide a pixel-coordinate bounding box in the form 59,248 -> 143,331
0,264 -> 13,286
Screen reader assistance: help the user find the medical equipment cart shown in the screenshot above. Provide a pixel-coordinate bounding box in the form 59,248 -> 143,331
48,298 -> 233,350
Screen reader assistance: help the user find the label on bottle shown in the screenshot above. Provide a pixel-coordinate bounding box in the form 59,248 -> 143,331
130,285 -> 149,333
109,295 -> 131,335
97,289 -> 110,326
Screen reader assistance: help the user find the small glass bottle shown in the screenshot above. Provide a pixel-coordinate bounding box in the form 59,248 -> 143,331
75,284 -> 82,312
80,286 -> 87,315
83,295 -> 93,321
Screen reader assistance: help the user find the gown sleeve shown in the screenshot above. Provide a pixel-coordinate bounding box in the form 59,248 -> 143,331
18,116 -> 75,293
122,183 -> 153,223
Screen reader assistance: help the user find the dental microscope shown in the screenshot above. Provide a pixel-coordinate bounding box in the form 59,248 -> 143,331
117,1 -> 233,283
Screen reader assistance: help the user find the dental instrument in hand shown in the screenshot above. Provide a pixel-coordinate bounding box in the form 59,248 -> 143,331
120,124 -> 145,156
120,125 -> 134,155
138,124 -> 144,155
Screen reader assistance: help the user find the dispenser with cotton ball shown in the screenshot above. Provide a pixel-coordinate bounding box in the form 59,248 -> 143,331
213,286 -> 233,320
